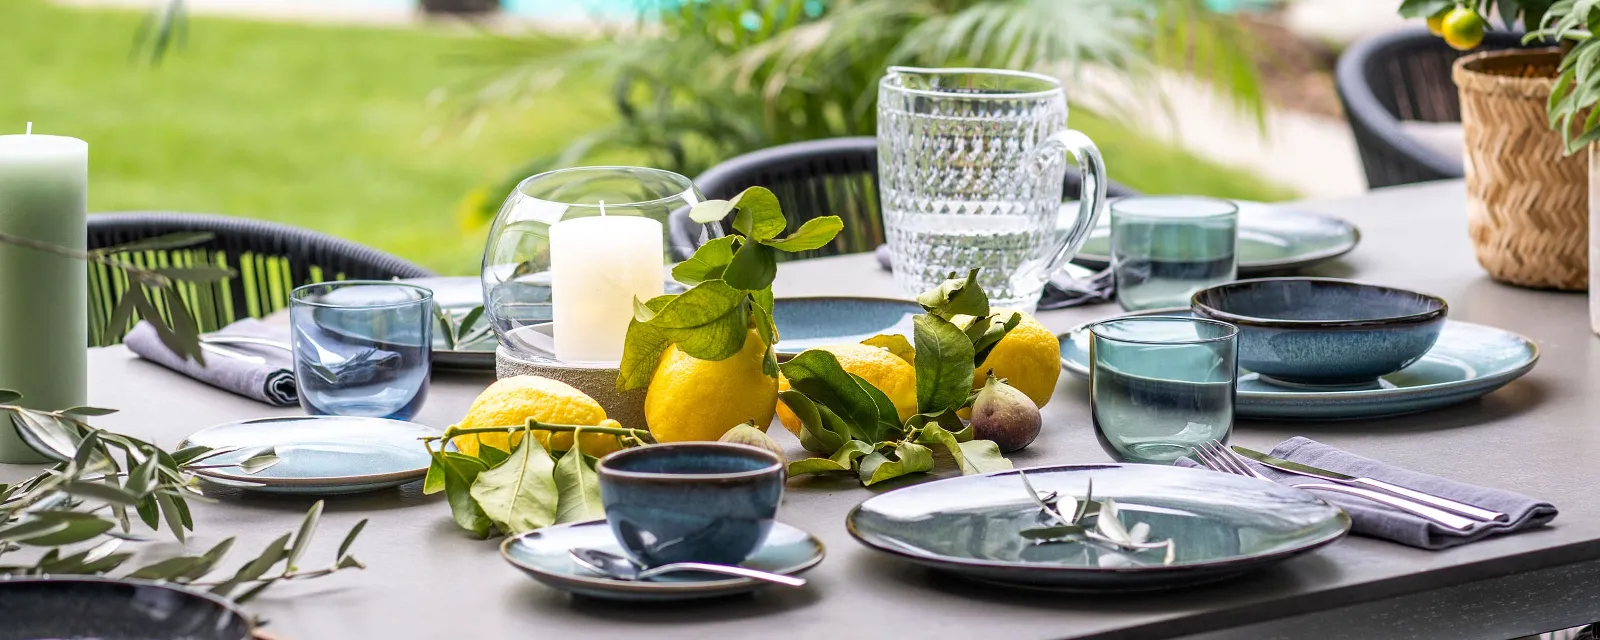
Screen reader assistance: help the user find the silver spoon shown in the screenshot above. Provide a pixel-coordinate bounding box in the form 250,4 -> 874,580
568,548 -> 806,588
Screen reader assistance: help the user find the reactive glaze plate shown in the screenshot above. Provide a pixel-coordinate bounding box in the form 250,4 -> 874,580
0,577 -> 252,640
501,519 -> 824,601
772,297 -> 920,356
1070,202 -> 1360,275
180,416 -> 438,494
1059,309 -> 1539,420
848,464 -> 1348,591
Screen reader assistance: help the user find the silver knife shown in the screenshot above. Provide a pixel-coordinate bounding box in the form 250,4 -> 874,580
1231,446 -> 1507,523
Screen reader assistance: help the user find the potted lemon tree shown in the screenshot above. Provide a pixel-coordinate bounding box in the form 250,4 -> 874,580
1397,1 -> 1588,293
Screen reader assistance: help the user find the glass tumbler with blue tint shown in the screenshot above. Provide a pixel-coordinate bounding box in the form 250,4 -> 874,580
1111,196 -> 1238,311
1089,317 -> 1237,464
290,282 -> 432,421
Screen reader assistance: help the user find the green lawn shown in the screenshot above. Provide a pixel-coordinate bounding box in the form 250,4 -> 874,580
2,0 -> 1295,275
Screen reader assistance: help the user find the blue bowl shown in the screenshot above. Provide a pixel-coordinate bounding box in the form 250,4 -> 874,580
1191,278 -> 1447,386
597,442 -> 785,567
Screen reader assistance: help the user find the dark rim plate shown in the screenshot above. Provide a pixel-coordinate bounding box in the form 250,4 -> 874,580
180,416 -> 437,487
501,519 -> 825,600
847,464 -> 1350,591
772,296 -> 920,357
1058,308 -> 1540,420
0,577 -> 253,640
1071,204 -> 1360,276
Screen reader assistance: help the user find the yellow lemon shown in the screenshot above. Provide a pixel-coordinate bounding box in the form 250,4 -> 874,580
1426,9 -> 1448,36
645,329 -> 779,442
776,342 -> 918,437
1441,7 -> 1485,51
451,376 -> 624,458
957,309 -> 1060,414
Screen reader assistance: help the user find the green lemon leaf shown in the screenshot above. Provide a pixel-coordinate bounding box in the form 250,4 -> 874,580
618,321 -> 671,392
422,455 -> 446,495
788,457 -> 853,476
432,451 -> 492,538
649,281 -> 748,358
917,422 -> 1010,475
729,187 -> 787,241
829,439 -> 875,467
723,241 -> 777,291
554,447 -> 604,524
477,444 -> 512,468
762,216 -> 843,252
850,372 -> 904,439
781,350 -> 888,443
914,314 -> 976,415
689,199 -> 736,224
972,311 -> 1022,366
470,431 -> 559,536
672,236 -> 738,285
861,334 -> 914,365
1397,0 -> 1453,18
858,442 -> 934,486
778,390 -> 847,454
916,269 -> 988,318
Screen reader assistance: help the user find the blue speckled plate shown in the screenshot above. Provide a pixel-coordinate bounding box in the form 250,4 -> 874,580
1059,309 -> 1539,420
772,296 -> 920,356
848,464 -> 1348,591
501,519 -> 824,601
180,416 -> 439,494
0,577 -> 252,640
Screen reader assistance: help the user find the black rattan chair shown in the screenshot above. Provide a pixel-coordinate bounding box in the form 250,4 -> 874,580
88,212 -> 434,346
685,137 -> 1137,260
1336,28 -> 1534,188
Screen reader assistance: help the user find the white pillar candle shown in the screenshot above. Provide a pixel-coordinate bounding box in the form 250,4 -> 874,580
0,129 -> 88,463
549,213 -> 664,362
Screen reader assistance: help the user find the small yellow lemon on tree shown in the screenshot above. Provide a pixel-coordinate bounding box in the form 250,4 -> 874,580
1398,1 -> 1550,52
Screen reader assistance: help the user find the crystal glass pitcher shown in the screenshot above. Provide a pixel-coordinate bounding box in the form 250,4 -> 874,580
878,67 -> 1108,309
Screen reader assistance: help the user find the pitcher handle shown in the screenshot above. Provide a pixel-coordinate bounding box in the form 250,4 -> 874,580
1040,129 -> 1108,274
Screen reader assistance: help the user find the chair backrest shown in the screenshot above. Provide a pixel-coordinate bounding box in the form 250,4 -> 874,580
88,212 -> 434,346
687,137 -> 1138,260
1336,28 -> 1533,188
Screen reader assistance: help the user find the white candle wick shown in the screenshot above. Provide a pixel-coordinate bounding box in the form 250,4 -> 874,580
24,122 -> 32,135
598,200 -> 607,217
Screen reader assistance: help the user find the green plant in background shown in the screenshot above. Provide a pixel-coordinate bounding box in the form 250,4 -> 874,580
0,392 -> 365,603
460,0 -> 1266,222
1398,0 -> 1550,49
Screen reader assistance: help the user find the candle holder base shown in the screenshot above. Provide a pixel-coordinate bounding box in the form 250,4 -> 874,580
495,346 -> 648,431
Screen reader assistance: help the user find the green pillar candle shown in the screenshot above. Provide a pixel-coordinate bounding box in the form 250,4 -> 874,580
0,131 -> 87,463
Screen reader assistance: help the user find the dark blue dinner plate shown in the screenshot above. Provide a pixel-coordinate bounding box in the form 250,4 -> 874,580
0,577 -> 252,640
848,464 -> 1349,591
771,296 -> 920,356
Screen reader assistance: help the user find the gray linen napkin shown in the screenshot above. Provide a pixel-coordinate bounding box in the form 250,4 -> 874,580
125,319 -> 298,406
873,243 -> 1115,309
1180,437 -> 1557,549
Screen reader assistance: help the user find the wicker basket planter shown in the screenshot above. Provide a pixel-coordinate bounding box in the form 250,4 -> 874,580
1454,49 -> 1589,291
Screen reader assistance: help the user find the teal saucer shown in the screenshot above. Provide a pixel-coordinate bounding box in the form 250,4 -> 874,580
1059,309 -> 1539,420
501,520 -> 824,601
180,416 -> 438,494
772,296 -> 920,356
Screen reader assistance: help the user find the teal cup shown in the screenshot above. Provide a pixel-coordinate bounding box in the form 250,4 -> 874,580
596,442 -> 785,567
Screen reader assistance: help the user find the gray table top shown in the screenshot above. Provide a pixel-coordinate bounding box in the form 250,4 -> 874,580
28,180 -> 1599,639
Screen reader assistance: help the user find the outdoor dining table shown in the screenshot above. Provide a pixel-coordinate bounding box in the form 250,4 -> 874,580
18,178 -> 1600,639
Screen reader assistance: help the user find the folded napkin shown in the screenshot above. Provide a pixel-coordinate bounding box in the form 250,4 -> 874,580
126,318 -> 298,406
873,244 -> 1116,309
1181,437 -> 1557,550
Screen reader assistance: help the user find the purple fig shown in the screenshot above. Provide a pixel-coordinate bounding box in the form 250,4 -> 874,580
970,375 -> 1041,453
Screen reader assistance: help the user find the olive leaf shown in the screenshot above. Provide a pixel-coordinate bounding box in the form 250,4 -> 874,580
553,446 -> 604,524
469,431 -> 559,536
762,216 -> 844,252
913,314 -> 975,415
0,389 -> 21,404
93,231 -> 213,255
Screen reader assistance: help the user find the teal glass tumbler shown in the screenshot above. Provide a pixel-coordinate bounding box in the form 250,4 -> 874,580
1111,196 -> 1238,311
1089,316 -> 1238,464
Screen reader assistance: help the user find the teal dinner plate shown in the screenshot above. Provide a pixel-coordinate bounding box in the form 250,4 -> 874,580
399,276 -> 496,372
1070,202 -> 1360,275
180,416 -> 439,495
1058,309 -> 1540,420
501,520 -> 824,601
0,577 -> 252,640
772,296 -> 920,356
848,464 -> 1348,591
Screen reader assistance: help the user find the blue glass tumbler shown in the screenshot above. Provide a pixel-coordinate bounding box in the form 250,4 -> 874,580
290,282 -> 432,421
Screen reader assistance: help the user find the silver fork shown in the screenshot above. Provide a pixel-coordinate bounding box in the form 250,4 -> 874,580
1190,440 -> 1475,531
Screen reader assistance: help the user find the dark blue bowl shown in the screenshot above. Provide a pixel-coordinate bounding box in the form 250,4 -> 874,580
597,442 -> 785,567
1191,278 -> 1447,386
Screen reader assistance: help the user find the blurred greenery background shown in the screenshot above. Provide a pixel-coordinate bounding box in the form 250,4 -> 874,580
3,0 -> 1293,275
